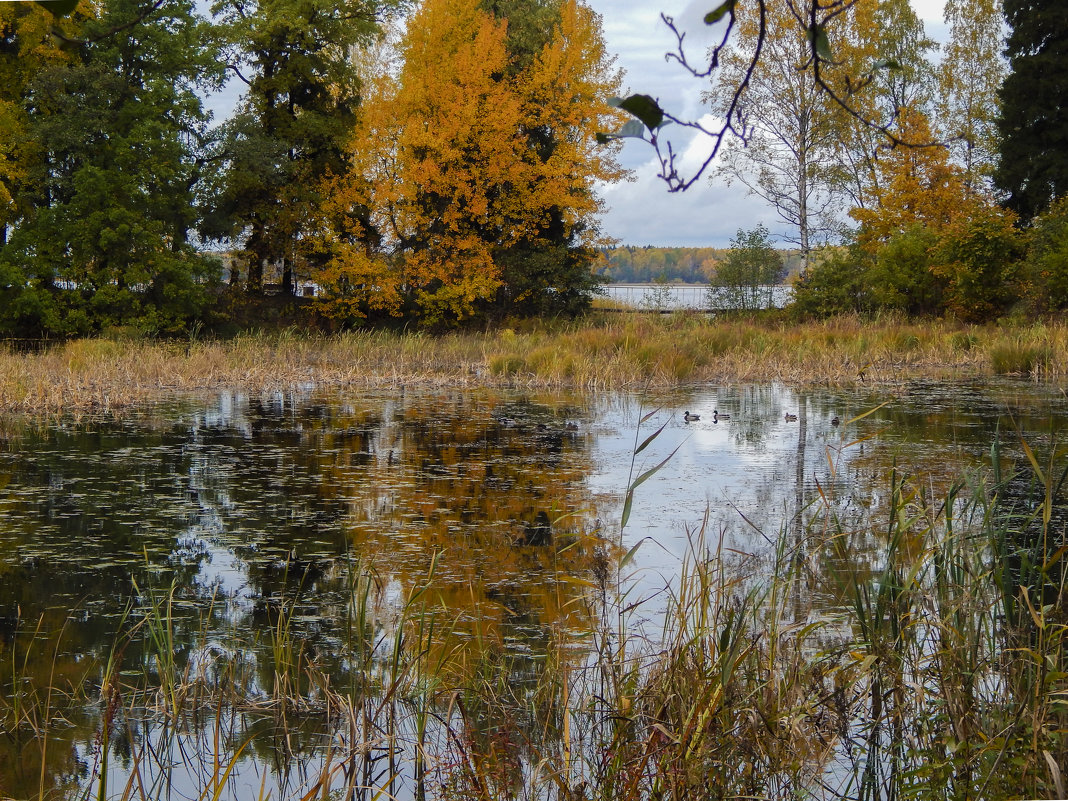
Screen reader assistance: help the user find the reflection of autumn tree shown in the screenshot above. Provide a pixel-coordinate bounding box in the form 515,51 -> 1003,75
0,393 -> 603,795
317,392 -> 604,646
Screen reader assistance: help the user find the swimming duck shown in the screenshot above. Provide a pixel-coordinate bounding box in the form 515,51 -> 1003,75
784,412 -> 798,422
831,415 -> 840,426
684,411 -> 700,422
713,409 -> 730,422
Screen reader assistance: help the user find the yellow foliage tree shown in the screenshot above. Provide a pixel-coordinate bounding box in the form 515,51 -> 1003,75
850,108 -> 969,250
851,107 -> 1021,320
318,0 -> 623,325
936,0 -> 1005,191
824,0 -> 937,212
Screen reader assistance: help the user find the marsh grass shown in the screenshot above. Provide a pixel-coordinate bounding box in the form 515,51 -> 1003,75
6,316 -> 1068,413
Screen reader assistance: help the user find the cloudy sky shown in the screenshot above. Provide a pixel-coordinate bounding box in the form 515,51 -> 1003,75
585,1 -> 949,247
201,0 -> 950,249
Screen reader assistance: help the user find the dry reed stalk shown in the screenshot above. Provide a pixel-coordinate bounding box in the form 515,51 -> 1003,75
4,318 -> 1068,414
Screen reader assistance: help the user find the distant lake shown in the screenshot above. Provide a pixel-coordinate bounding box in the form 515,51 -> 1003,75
604,283 -> 793,310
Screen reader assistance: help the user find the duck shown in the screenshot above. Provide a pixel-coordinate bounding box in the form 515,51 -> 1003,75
684,411 -> 700,422
831,415 -> 840,426
713,409 -> 730,422
784,412 -> 798,422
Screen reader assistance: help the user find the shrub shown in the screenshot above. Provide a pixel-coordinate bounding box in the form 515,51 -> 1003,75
867,224 -> 945,315
932,203 -> 1023,322
788,245 -> 872,319
1020,196 -> 1068,312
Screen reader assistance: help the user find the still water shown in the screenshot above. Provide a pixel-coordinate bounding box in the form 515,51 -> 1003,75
1,380 -> 1065,797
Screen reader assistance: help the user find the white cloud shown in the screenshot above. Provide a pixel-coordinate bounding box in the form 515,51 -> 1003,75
597,117 -> 776,248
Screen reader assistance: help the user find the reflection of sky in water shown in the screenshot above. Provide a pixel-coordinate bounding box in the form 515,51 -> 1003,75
585,386 -> 854,614
4,379 -> 1068,798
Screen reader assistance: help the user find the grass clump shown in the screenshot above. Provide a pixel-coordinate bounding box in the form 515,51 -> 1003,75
989,340 -> 1053,375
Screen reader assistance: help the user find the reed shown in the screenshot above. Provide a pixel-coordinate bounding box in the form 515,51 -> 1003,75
6,316 -> 1068,414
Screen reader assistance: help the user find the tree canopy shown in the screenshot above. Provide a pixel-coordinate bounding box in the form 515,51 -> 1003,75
317,0 -> 624,326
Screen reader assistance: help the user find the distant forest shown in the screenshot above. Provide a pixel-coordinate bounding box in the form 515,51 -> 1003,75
594,246 -> 804,284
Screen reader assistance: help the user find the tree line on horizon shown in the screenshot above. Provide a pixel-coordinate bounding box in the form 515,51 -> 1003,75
1,0 -> 1066,338
594,244 -> 805,285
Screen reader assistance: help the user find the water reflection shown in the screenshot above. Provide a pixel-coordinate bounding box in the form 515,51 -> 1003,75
1,379 -> 1066,797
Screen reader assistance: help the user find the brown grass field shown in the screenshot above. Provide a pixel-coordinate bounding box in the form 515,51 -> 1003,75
1,313 -> 1065,413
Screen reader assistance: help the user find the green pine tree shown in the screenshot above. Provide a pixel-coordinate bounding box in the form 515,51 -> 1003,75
204,0 -> 384,295
994,0 -> 1068,222
1,0 -> 223,337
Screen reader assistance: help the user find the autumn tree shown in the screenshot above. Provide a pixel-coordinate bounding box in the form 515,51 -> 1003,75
936,0 -> 1005,192
850,108 -> 966,248
826,0 -> 937,212
707,0 -> 841,271
845,109 -> 1020,321
319,0 -> 624,325
994,0 -> 1068,223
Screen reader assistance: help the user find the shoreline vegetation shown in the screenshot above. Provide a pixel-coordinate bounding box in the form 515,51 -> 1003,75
2,312 -> 1068,414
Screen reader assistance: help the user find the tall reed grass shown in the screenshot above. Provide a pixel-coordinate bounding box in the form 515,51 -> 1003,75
5,315 -> 1068,414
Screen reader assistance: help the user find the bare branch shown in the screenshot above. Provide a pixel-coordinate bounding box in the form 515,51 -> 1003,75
225,63 -> 253,86
616,0 -> 943,193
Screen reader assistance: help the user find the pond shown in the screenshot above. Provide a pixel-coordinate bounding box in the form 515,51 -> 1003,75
1,380 -> 1066,799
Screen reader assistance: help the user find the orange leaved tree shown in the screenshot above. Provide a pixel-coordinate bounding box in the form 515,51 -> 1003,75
850,108 -> 1021,320
318,0 -> 623,326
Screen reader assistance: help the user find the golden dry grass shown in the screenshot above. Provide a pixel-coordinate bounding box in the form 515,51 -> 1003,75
2,314 -> 1067,413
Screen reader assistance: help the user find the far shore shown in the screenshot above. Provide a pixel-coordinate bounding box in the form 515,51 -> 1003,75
2,313 -> 1065,415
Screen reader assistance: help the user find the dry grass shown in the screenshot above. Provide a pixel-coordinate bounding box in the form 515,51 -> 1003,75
2,314 -> 1067,413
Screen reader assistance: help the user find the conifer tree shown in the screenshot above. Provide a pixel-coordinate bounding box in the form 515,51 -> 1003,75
994,0 -> 1068,222
205,0 -> 383,294
1,0 -> 222,336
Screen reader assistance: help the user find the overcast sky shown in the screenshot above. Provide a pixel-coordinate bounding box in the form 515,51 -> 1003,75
586,1 -> 949,247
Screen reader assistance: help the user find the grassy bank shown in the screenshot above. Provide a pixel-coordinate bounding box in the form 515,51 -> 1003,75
2,313 -> 1067,413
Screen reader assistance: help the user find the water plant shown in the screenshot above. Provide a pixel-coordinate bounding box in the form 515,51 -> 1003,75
10,317 -> 1068,413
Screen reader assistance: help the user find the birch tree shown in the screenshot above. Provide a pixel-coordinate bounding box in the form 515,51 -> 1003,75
936,0 -> 1005,192
707,0 -> 841,270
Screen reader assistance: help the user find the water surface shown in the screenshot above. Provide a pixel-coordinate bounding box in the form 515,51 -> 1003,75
1,379 -> 1064,797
